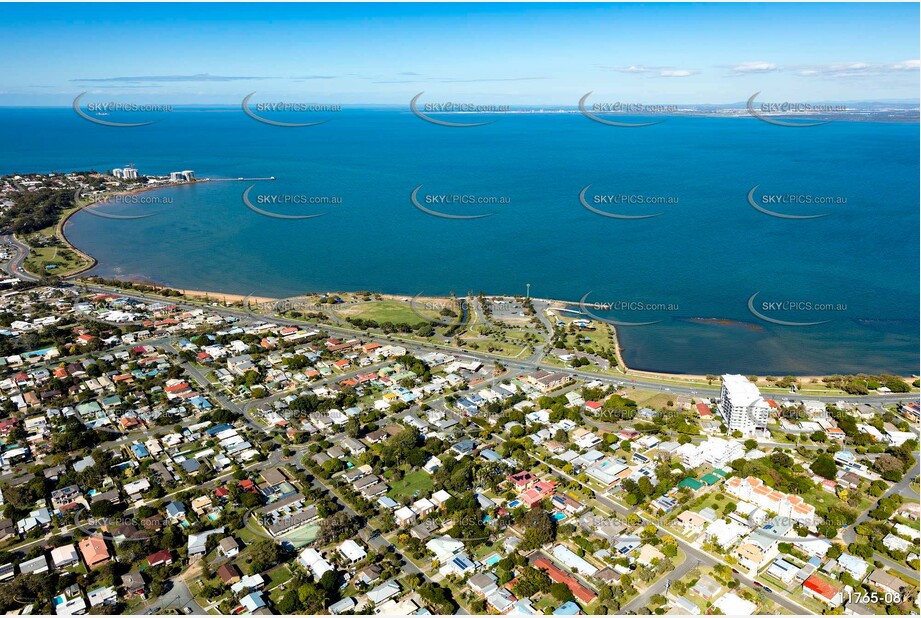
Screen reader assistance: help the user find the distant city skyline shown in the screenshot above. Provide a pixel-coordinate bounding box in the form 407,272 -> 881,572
1,3 -> 918,106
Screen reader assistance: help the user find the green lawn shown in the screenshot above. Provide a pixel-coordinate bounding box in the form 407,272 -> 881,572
337,300 -> 434,326
387,469 -> 434,500
459,338 -> 529,358
24,244 -> 93,276
556,318 -> 617,355
264,564 -> 293,590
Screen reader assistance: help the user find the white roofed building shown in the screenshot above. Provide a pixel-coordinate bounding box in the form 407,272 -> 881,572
720,374 -> 770,435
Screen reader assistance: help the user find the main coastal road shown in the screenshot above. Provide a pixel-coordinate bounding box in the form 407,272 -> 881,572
0,232 -> 915,407
54,281 -> 916,409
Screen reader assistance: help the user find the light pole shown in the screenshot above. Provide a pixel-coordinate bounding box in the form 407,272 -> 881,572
526,283 -> 531,299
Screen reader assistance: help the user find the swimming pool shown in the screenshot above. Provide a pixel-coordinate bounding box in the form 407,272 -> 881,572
552,512 -> 566,521
508,500 -> 520,508
23,347 -> 55,358
484,554 -> 501,566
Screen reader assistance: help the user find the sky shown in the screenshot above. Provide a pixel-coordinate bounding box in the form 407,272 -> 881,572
1,3 -> 918,106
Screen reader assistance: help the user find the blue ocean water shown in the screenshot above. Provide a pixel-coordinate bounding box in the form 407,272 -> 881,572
0,107 -> 917,375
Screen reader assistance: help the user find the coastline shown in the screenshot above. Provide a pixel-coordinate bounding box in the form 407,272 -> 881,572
53,183 -> 916,385
53,180 -> 206,279
65,273 -> 921,386
169,287 -> 276,306
53,206 -> 97,278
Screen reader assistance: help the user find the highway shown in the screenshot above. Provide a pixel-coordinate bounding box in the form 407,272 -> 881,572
2,232 -> 916,409
36,277 -> 916,411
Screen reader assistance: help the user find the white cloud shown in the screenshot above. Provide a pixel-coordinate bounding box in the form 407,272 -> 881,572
621,65 -> 653,73
658,69 -> 694,78
601,65 -> 696,77
891,59 -> 920,71
793,60 -> 921,78
730,62 -> 779,74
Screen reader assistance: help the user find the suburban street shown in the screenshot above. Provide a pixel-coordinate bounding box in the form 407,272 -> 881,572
131,576 -> 203,615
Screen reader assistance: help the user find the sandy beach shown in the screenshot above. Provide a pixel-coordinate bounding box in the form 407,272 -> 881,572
173,288 -> 276,305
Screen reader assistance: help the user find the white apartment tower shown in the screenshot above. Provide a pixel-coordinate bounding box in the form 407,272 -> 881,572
719,374 -> 770,435
112,167 -> 138,179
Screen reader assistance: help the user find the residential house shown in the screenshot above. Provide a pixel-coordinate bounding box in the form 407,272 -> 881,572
78,536 -> 111,569
803,575 -> 843,607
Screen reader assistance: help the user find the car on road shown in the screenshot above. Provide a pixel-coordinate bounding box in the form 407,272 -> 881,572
753,581 -> 763,588
731,568 -> 739,574
762,586 -> 774,594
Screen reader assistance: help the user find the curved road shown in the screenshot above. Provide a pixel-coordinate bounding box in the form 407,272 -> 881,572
1,234 -> 40,281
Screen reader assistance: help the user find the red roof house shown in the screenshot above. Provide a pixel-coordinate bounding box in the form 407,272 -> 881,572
533,557 -> 597,604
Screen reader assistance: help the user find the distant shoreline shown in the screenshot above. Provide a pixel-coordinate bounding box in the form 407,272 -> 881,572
0,106 -> 917,124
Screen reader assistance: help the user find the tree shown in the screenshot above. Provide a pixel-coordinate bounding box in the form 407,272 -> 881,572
873,454 -> 904,475
247,539 -> 280,574
549,582 -> 575,603
638,476 -> 654,497
417,582 -> 456,614
512,566 -> 551,598
321,458 -> 347,477
519,508 -> 556,550
316,512 -> 360,546
345,417 -> 362,439
810,454 -> 837,480
89,500 -> 116,517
